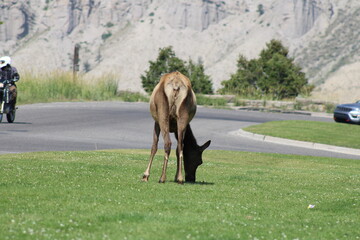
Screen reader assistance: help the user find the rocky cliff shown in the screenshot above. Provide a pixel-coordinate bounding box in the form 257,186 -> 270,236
0,0 -> 359,102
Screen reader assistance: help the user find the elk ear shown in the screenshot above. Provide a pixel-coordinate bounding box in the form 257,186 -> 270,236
200,140 -> 211,152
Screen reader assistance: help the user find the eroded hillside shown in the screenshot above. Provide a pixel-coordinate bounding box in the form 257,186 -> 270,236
0,0 -> 359,102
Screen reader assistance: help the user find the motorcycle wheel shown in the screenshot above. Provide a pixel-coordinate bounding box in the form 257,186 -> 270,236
7,110 -> 15,123
0,113 -> 3,123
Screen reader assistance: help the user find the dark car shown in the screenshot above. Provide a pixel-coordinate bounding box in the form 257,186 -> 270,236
333,100 -> 360,124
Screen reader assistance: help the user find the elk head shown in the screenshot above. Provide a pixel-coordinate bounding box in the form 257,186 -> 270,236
182,125 -> 211,182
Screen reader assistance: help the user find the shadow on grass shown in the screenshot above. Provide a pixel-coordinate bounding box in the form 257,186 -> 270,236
164,180 -> 215,185
185,181 -> 215,185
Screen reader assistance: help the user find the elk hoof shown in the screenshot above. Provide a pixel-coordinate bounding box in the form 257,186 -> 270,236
177,180 -> 184,185
142,174 -> 149,182
158,179 -> 166,183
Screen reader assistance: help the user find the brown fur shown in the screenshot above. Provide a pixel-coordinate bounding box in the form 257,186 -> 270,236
142,71 -> 197,183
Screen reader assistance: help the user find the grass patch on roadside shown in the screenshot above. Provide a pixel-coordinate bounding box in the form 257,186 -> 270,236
1,150 -> 359,239
196,95 -> 228,107
244,120 -> 360,149
16,72 -> 148,105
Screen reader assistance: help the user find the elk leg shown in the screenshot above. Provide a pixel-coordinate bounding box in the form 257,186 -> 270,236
159,131 -> 171,183
174,132 -> 180,182
142,123 -> 160,182
175,144 -> 180,182
175,127 -> 185,184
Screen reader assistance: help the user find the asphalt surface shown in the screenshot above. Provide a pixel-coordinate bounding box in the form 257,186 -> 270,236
0,101 -> 358,160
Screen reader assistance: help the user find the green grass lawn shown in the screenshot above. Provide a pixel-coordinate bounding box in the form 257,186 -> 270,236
1,150 -> 359,239
244,120 -> 360,149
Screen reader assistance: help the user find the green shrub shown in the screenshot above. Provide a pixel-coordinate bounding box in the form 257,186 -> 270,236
101,31 -> 112,41
141,46 -> 213,94
293,101 -> 304,110
221,39 -> 310,100
187,59 -> 213,94
118,91 -> 149,102
105,22 -> 114,28
196,95 -> 227,107
325,103 -> 336,113
141,47 -> 186,93
257,4 -> 265,16
234,98 -> 246,106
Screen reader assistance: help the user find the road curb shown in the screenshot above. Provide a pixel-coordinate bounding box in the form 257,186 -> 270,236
231,129 -> 360,157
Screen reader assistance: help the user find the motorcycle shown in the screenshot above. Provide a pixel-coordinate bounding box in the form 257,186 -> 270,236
0,79 -> 17,123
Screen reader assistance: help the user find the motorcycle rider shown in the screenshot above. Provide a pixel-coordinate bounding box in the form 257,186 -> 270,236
0,56 -> 20,109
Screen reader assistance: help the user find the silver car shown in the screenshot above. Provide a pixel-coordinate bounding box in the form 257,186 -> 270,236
333,100 -> 360,124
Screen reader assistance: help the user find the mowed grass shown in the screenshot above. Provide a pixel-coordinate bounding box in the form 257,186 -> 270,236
1,150 -> 359,240
244,120 -> 360,149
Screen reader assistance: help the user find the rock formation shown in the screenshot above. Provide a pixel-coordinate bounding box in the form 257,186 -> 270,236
0,0 -> 359,102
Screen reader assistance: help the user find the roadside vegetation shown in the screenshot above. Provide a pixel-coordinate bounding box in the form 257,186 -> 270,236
16,71 -> 148,105
1,149 -> 359,239
244,120 -> 360,149
16,71 -> 225,107
141,46 -> 213,94
196,94 -> 228,107
16,40 -> 333,112
141,40 -> 313,101
220,40 -> 314,100
138,41 -> 334,112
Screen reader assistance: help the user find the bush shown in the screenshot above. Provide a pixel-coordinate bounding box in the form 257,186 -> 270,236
196,95 -> 227,107
101,31 -> 112,41
187,59 -> 213,94
118,91 -> 149,102
141,46 -> 213,94
141,46 -> 187,93
105,22 -> 114,28
257,4 -> 265,16
325,103 -> 336,113
220,39 -> 310,100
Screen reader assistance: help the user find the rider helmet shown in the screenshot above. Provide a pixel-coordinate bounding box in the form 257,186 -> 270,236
0,56 -> 11,69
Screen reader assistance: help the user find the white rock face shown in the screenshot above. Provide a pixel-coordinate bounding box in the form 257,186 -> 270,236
165,0 -> 227,31
0,0 -> 359,102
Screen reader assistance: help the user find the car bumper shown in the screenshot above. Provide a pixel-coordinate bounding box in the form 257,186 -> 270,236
334,112 -> 360,123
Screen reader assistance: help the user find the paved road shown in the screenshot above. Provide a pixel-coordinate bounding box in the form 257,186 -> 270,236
0,101 -> 358,159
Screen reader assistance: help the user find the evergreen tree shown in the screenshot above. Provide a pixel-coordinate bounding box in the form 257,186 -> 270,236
187,59 -> 213,94
141,46 -> 187,94
141,46 -> 213,94
221,55 -> 262,95
258,40 -> 307,98
220,39 -> 309,99
260,39 -> 288,61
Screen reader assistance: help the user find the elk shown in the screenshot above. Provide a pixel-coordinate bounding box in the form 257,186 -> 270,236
142,71 -> 211,183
